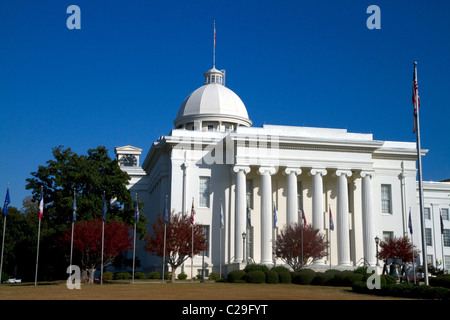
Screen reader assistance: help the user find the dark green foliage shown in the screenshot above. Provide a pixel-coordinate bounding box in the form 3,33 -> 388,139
244,264 -> 269,273
115,272 -> 131,280
292,269 -> 316,285
429,275 -> 450,289
352,281 -> 450,300
102,271 -> 114,281
244,270 -> 266,284
228,270 -> 246,283
134,272 -> 146,279
333,271 -> 364,286
311,272 -> 334,286
208,272 -> 220,281
278,271 -> 292,284
271,266 -> 290,273
265,270 -> 279,284
164,271 -> 171,280
177,273 -> 187,280
147,271 -> 161,279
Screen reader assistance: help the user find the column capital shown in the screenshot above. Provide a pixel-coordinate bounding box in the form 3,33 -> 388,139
335,170 -> 352,178
284,167 -> 302,176
233,165 -> 251,174
359,170 -> 375,179
310,168 -> 327,176
258,166 -> 277,175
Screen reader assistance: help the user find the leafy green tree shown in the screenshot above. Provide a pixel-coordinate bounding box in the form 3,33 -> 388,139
24,145 -> 146,279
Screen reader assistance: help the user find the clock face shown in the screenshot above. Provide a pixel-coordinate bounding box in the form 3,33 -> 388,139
120,154 -> 137,167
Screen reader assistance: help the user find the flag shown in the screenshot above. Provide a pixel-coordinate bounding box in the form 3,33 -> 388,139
329,206 -> 334,231
408,209 -> 413,235
301,209 -> 307,229
412,63 -> 420,134
134,197 -> 139,222
220,203 -> 224,228
163,199 -> 169,223
72,192 -> 76,222
247,206 -> 251,227
39,192 -> 44,219
214,20 -> 216,46
102,194 -> 107,222
2,187 -> 10,217
440,210 -> 444,234
190,200 -> 195,224
273,205 -> 277,229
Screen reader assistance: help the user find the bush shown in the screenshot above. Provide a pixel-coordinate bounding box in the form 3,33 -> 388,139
134,272 -> 147,279
209,272 -> 220,281
228,270 -> 246,283
115,272 -> 131,280
265,270 -> 279,284
429,275 -> 450,289
177,273 -> 187,280
333,271 -> 364,286
278,271 -> 292,284
271,266 -> 290,273
244,264 -> 269,273
164,271 -> 171,280
244,270 -> 266,284
102,271 -> 114,281
147,271 -> 160,279
352,281 -> 450,300
311,272 -> 334,286
292,269 -> 316,285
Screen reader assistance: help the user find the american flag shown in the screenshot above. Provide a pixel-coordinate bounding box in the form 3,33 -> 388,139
412,63 -> 420,134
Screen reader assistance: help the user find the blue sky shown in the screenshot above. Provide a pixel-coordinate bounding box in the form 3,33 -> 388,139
1,0 -> 449,207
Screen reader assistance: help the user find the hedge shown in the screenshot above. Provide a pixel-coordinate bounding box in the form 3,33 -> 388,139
228,270 -> 246,283
147,271 -> 161,279
244,270 -> 266,284
429,275 -> 450,289
332,271 -> 364,286
102,271 -> 114,281
177,273 -> 187,280
244,264 -> 269,273
265,270 -> 279,284
278,271 -> 292,284
115,272 -> 131,280
292,269 -> 316,285
352,281 -> 450,300
311,272 -> 334,286
134,272 -> 147,279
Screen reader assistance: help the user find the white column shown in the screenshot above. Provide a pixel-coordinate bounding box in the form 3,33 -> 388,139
285,168 -> 302,226
336,170 -> 352,266
310,168 -> 327,265
233,166 -> 250,263
360,171 -> 376,266
258,166 -> 276,265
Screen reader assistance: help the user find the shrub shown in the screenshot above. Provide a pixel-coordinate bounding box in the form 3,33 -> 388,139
333,271 -> 364,286
244,264 -> 269,273
115,272 -> 131,280
271,266 -> 290,273
429,275 -> 450,289
352,282 -> 450,300
292,269 -> 316,285
244,270 -> 266,284
208,272 -> 220,281
147,271 -> 160,279
265,270 -> 279,284
228,270 -> 246,283
278,271 -> 292,284
134,272 -> 146,279
177,273 -> 187,280
164,271 -> 171,280
311,272 -> 334,286
102,271 -> 114,281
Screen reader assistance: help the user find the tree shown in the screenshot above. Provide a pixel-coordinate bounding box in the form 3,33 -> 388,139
377,236 -> 419,264
25,145 -> 147,279
145,212 -> 207,283
275,223 -> 328,271
61,219 -> 133,283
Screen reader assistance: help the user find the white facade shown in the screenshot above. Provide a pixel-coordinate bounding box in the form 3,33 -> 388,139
116,66 -> 450,277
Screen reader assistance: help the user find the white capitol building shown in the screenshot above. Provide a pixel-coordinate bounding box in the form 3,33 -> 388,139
115,64 -> 450,277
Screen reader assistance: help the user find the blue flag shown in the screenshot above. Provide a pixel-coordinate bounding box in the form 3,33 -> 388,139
220,203 -> 224,228
273,205 -> 277,229
72,192 -> 77,222
134,198 -> 139,222
3,187 -> 10,217
247,206 -> 251,227
440,210 -> 444,234
102,194 -> 107,222
408,209 -> 413,234
163,199 -> 169,223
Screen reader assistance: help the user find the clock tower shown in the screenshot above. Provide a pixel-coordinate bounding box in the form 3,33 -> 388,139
114,145 -> 143,167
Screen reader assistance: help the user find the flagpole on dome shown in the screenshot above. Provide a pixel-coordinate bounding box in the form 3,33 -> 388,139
0,183 -> 10,285
35,186 -> 44,286
213,20 -> 216,69
413,61 -> 428,286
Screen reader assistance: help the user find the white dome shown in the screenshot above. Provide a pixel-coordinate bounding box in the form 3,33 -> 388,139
174,68 -> 252,129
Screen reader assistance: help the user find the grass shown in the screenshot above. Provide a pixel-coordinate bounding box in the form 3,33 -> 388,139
0,280 -> 414,300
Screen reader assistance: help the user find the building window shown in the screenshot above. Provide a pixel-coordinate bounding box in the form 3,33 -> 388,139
442,208 -> 449,221
424,207 -> 431,220
199,225 -> 210,257
381,184 -> 392,214
383,231 -> 393,241
425,228 -> 432,246
246,179 -> 253,209
445,256 -> 450,270
427,255 -> 433,266
443,229 -> 450,247
199,177 -> 210,208
207,125 -> 214,131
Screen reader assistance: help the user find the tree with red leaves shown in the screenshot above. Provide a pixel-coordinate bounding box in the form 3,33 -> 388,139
62,219 -> 133,283
377,236 -> 419,263
275,223 -> 328,271
145,212 -> 207,283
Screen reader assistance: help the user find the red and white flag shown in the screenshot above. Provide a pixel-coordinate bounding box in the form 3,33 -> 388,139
412,63 -> 420,134
190,200 -> 196,224
39,192 -> 44,219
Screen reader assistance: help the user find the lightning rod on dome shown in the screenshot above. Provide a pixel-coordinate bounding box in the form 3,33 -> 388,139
213,20 -> 216,69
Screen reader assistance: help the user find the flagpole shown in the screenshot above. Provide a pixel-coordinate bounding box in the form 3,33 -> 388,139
35,187 -> 43,286
70,188 -> 75,275
162,195 -> 167,283
101,191 -> 105,285
414,61 -> 428,286
440,209 -> 445,273
213,20 -> 216,68
191,197 -> 194,282
410,208 -> 416,284
0,183 -> 8,285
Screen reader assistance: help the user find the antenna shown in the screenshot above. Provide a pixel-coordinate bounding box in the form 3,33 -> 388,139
213,20 -> 216,69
